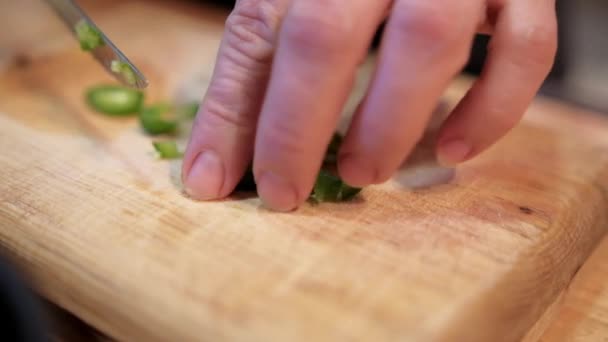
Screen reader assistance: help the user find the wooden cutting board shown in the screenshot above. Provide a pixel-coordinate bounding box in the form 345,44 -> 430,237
1,1 -> 608,341
537,236 -> 608,341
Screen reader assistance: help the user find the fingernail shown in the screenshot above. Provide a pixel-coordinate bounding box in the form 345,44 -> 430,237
338,153 -> 378,187
184,151 -> 224,200
256,171 -> 298,212
437,139 -> 471,166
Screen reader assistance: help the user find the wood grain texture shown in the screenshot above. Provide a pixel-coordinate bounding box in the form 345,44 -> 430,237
538,237 -> 608,341
1,1 -> 608,341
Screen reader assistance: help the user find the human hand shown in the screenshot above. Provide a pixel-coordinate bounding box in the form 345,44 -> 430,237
182,0 -> 557,211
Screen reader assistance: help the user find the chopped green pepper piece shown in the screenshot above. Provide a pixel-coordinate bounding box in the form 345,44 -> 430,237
229,132 -> 362,202
309,170 -> 361,203
110,60 -> 137,86
74,20 -> 104,51
139,103 -> 179,135
231,165 -> 361,203
152,141 -> 183,159
323,132 -> 343,165
85,85 -> 144,116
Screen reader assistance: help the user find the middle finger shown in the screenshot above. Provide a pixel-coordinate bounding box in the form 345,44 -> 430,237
338,0 -> 485,187
253,0 -> 390,211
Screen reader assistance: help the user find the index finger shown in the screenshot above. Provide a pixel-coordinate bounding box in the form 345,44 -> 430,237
252,0 -> 389,211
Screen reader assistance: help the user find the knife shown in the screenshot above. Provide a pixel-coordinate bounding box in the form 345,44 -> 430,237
45,0 -> 148,89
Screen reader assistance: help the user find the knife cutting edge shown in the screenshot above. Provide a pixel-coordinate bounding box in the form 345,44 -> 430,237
45,0 -> 148,89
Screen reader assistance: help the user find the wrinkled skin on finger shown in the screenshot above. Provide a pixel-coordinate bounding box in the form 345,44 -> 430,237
182,0 -> 558,211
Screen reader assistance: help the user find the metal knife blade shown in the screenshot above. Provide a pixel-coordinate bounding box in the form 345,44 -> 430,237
45,0 -> 148,89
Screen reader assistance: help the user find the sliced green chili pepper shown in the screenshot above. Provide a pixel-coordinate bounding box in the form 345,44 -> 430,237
85,85 -> 144,116
229,132 -> 362,202
152,141 -> 183,159
323,132 -> 343,165
309,170 -> 361,203
231,163 -> 361,203
110,60 -> 137,86
139,103 -> 179,135
74,20 -> 104,51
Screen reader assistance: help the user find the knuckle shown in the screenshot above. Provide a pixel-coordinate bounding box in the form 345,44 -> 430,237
200,95 -> 256,131
224,0 -> 281,65
283,2 -> 355,58
391,2 -> 461,47
262,119 -> 308,157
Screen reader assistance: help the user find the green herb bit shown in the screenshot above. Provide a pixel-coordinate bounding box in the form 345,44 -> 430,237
139,103 -> 178,135
85,85 -> 144,116
110,60 -> 137,86
152,141 -> 183,159
309,170 -> 361,204
74,20 -> 104,51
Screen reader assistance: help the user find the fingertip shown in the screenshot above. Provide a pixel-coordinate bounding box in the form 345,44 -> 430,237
183,150 -> 225,201
256,170 -> 299,212
436,138 -> 472,167
337,153 -> 380,188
